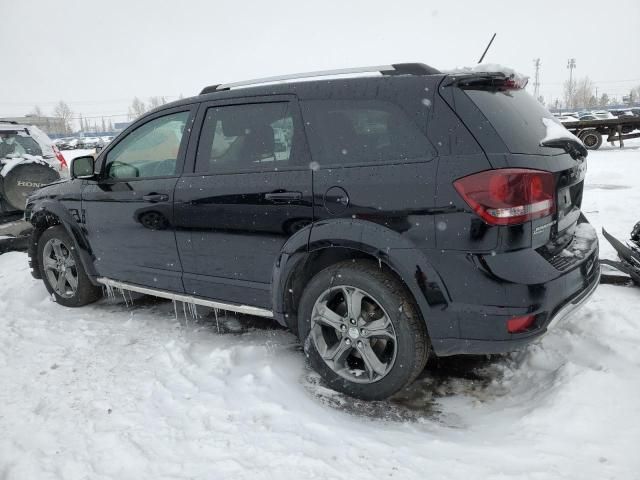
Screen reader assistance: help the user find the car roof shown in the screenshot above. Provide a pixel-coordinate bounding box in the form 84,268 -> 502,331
0,122 -> 30,131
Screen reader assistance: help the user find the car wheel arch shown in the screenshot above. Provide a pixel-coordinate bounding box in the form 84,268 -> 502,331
29,206 -> 98,281
273,240 -> 449,339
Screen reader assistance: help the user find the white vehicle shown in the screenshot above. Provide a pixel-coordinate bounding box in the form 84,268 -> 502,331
79,136 -> 103,148
0,121 -> 67,213
592,110 -> 615,120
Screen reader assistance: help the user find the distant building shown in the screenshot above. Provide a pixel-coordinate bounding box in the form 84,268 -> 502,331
113,122 -> 131,132
0,114 -> 67,135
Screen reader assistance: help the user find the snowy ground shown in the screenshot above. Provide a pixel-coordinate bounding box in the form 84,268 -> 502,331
1,142 -> 640,480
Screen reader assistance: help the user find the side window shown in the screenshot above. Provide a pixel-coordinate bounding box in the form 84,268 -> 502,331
301,99 -> 432,166
195,102 -> 295,173
105,111 -> 189,179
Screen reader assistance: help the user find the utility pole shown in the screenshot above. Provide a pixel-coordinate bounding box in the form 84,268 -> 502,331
533,58 -> 541,100
567,58 -> 576,109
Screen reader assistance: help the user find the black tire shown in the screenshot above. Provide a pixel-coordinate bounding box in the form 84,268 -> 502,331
579,129 -> 602,150
37,225 -> 102,307
0,162 -> 60,211
298,260 -> 429,400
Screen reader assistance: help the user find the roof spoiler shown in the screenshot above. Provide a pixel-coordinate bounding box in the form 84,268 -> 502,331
445,71 -> 529,90
199,63 -> 441,95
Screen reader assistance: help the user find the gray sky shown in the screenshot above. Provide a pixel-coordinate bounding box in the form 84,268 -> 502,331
2,0 -> 639,125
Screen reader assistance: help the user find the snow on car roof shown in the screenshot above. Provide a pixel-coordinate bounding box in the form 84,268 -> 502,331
444,63 -> 529,85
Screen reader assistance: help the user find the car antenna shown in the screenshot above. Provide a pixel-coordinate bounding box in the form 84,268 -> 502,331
477,33 -> 496,64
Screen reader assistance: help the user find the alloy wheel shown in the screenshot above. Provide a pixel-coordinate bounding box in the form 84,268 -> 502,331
310,285 -> 397,384
42,238 -> 78,299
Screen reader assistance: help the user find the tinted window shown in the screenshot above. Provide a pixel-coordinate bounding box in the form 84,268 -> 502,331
0,132 -> 43,158
301,99 -> 432,165
105,111 -> 189,179
196,102 -> 295,173
462,88 -> 557,155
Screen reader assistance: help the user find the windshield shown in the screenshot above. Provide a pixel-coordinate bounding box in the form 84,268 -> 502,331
462,87 -> 560,155
0,131 -> 43,158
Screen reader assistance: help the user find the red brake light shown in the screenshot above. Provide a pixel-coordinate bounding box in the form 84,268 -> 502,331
53,145 -> 68,169
507,314 -> 536,333
453,168 -> 555,226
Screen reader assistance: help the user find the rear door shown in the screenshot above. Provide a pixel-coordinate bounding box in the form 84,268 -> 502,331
82,106 -> 196,291
174,96 -> 313,308
300,79 -> 439,250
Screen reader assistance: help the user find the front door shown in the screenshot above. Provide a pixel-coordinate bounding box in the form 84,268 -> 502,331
174,98 -> 313,308
82,107 -> 195,292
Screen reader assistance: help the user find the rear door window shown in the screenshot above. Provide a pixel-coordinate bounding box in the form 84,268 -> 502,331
195,102 -> 296,173
301,99 -> 433,166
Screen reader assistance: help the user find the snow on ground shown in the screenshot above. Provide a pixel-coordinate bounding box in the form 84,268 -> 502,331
1,142 -> 640,480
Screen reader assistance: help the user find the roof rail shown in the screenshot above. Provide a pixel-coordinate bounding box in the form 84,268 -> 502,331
199,63 -> 440,95
0,120 -> 19,125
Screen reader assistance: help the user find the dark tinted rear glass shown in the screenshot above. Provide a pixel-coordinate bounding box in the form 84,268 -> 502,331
301,99 -> 433,166
462,88 -> 557,155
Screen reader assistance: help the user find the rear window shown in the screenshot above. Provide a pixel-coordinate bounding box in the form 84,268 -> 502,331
462,88 -> 557,155
0,131 -> 43,158
301,99 -> 432,166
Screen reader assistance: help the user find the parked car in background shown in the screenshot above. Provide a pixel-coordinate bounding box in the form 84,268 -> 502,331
556,115 -> 580,123
79,136 -> 103,149
609,109 -> 635,118
0,121 -> 67,214
592,110 -> 615,119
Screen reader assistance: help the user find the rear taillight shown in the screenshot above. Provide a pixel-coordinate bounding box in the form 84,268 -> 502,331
453,168 -> 555,226
507,314 -> 536,333
53,145 -> 68,169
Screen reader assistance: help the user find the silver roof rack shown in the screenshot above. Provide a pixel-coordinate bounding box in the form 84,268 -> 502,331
200,63 -> 440,95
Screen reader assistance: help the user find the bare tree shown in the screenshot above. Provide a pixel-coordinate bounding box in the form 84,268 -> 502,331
631,85 -> 640,105
128,97 -> 147,120
598,93 -> 610,108
574,77 -> 596,109
53,101 -> 73,134
31,106 -> 44,118
563,77 -> 596,110
148,96 -> 168,109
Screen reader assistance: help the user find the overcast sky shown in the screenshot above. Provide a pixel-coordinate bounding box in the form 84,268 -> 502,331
2,0 -> 639,125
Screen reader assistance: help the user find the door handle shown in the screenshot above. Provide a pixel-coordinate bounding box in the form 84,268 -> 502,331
142,193 -> 169,203
264,191 -> 302,202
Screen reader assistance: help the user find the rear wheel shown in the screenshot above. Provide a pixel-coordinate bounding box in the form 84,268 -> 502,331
298,260 -> 429,400
579,129 -> 602,150
38,226 -> 102,307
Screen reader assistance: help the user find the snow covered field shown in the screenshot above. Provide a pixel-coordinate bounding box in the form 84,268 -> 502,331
1,143 -> 640,480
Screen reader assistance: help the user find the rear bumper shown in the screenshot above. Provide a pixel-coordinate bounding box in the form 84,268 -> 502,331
432,262 -> 600,355
427,222 -> 600,356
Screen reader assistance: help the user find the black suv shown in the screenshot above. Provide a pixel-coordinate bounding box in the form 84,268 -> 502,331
25,63 -> 599,400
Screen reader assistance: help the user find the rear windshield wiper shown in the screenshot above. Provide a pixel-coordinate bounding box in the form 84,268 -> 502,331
540,137 -> 587,159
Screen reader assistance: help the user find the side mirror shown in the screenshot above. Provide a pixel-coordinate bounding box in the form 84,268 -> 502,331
71,155 -> 96,179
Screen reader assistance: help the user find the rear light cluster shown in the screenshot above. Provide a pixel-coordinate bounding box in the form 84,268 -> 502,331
453,168 -> 555,226
507,314 -> 536,333
53,145 -> 68,169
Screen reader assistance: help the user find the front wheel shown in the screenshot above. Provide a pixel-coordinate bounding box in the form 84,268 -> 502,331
38,225 -> 102,307
298,260 -> 429,400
